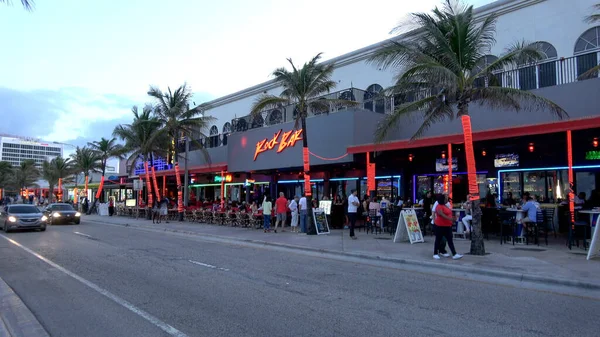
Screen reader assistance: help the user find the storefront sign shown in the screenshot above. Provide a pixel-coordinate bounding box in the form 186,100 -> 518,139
214,174 -> 232,183
254,129 -> 303,161
394,209 -> 424,244
312,208 -> 330,235
585,151 -> 600,160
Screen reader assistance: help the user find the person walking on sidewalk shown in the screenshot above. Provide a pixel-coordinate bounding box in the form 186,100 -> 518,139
289,195 -> 299,233
299,194 -> 308,234
274,192 -> 288,233
433,194 -> 463,260
348,189 -> 360,240
262,195 -> 273,233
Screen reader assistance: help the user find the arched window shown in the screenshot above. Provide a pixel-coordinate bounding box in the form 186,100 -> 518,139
208,125 -> 219,148
519,41 -> 558,90
268,109 -> 283,125
209,126 -> 218,136
575,27 -> 600,78
363,84 -> 385,113
473,55 -> 501,88
235,118 -> 247,132
222,122 -> 231,134
251,114 -> 264,129
336,90 -> 355,110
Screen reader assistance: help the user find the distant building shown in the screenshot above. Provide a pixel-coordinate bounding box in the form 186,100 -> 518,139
0,135 -> 64,168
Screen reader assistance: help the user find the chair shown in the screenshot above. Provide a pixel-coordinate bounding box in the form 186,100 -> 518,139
567,211 -> 591,250
543,208 -> 557,238
365,209 -> 378,234
526,209 -> 547,246
498,210 -> 516,245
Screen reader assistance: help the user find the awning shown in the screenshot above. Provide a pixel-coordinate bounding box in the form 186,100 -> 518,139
135,163 -> 228,177
347,116 -> 600,154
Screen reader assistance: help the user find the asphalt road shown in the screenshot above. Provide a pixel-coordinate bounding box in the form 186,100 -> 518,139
0,219 -> 597,337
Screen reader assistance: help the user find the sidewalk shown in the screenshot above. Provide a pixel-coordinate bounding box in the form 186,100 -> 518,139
85,215 -> 600,291
0,276 -> 49,337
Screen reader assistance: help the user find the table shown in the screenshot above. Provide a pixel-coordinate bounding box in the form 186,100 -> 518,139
505,208 -> 526,237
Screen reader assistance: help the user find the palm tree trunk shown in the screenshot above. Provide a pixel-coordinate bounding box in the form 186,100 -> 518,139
174,138 -> 184,221
460,115 -> 485,255
144,156 -> 153,220
300,116 -> 314,234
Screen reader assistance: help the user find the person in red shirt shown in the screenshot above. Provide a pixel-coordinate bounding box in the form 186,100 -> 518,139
433,194 -> 463,260
274,192 -> 288,233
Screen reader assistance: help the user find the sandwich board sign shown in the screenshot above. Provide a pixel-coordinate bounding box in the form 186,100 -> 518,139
587,215 -> 600,260
394,209 -> 424,244
312,208 -> 330,235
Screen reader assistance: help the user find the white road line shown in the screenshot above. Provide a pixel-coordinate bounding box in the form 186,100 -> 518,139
73,232 -> 92,238
0,234 -> 188,337
188,260 -> 229,271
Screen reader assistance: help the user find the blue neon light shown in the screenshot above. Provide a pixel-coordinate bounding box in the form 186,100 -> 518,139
278,179 -> 324,184
329,178 -> 359,181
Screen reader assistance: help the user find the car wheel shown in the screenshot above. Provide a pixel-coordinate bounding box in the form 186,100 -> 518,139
40,227 -> 46,232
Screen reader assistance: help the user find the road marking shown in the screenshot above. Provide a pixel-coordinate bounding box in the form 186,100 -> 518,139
73,232 -> 92,239
0,234 -> 189,337
188,260 -> 229,271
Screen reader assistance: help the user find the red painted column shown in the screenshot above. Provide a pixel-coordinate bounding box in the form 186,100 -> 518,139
448,143 -> 453,201
220,170 -> 225,209
567,130 -> 575,225
144,161 -> 153,208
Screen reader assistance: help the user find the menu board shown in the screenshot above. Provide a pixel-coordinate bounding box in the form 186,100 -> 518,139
587,215 -> 600,260
312,208 -> 330,235
319,200 -> 332,215
394,209 -> 424,244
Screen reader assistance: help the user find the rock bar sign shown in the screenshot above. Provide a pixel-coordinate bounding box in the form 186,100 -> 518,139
254,129 -> 303,161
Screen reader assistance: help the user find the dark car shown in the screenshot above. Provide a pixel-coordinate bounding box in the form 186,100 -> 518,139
1,204 -> 47,232
45,203 -> 81,225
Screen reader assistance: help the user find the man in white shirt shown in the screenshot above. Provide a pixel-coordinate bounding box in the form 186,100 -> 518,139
299,194 -> 308,234
289,195 -> 299,233
347,189 -> 360,239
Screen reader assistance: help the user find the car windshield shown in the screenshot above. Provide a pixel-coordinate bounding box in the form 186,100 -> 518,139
52,205 -> 75,211
9,206 -> 41,214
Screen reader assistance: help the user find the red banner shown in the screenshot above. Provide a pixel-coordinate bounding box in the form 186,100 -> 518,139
302,147 -> 311,196
144,161 -> 153,208
58,178 -> 63,201
367,153 -> 375,193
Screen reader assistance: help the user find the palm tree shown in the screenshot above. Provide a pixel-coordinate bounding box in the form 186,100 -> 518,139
250,53 -> 356,233
579,4 -> 600,79
0,161 -> 13,196
52,157 -> 74,201
11,159 -> 40,198
41,160 -> 59,202
147,83 -> 214,221
70,146 -> 102,197
368,0 -> 567,255
0,0 -> 34,11
87,137 -> 125,208
113,104 -> 168,174
114,104 -> 168,218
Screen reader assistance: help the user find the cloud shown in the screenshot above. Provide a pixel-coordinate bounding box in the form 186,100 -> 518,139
0,87 -> 215,154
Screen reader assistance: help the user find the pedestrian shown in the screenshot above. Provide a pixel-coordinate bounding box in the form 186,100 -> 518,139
262,195 -> 272,232
274,192 -> 288,233
431,194 -> 449,256
108,198 -> 115,216
299,193 -> 308,234
289,195 -> 299,233
152,202 -> 161,224
347,189 -> 360,240
160,197 -> 169,223
433,194 -> 463,260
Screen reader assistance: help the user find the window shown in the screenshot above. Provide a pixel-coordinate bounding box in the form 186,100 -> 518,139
222,122 -> 231,134
364,84 -> 385,113
473,55 -> 500,88
518,41 -> 558,90
209,126 -> 218,136
267,109 -> 283,125
574,26 -> 600,78
251,114 -> 264,129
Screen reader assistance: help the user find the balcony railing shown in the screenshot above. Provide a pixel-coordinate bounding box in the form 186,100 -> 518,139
229,87 -> 390,133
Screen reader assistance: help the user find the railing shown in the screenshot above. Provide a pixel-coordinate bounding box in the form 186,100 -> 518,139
230,87 -> 390,133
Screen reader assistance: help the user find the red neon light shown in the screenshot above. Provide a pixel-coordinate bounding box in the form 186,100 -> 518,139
254,129 -> 303,161
567,131 -> 575,226
175,163 -> 183,213
144,161 -> 153,208
461,115 -> 479,200
448,143 -> 452,201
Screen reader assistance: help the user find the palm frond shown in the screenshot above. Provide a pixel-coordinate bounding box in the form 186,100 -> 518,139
578,64 -> 600,80
585,4 -> 600,23
375,96 -> 439,142
0,0 -> 34,11
250,95 -> 289,117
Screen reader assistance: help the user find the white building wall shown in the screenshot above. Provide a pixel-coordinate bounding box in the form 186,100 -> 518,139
201,0 -> 600,132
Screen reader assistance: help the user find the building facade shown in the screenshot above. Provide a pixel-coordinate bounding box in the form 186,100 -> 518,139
0,135 -> 63,168
129,0 -> 600,216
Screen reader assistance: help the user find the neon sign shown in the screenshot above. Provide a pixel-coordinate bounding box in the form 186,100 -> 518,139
254,129 -> 303,161
214,174 -> 232,183
585,151 -> 600,160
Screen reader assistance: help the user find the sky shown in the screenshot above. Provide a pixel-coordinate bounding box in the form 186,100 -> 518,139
0,0 -> 494,152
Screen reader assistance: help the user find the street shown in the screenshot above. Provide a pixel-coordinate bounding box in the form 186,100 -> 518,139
0,220 -> 597,337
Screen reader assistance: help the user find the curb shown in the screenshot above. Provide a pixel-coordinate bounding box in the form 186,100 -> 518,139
86,218 -> 600,292
0,277 -> 50,337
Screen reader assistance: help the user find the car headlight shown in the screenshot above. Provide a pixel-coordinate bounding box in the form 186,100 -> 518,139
53,212 -> 61,217
75,212 -> 81,217
8,216 -> 17,223
41,215 -> 48,221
